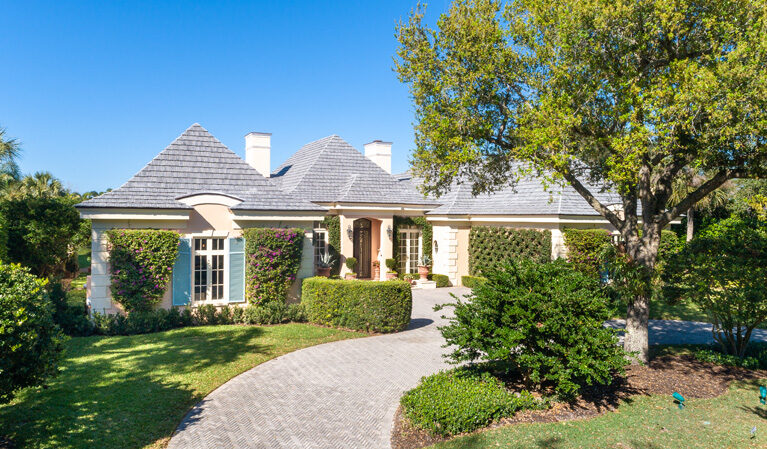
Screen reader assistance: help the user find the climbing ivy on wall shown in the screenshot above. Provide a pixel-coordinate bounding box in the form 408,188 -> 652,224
243,228 -> 304,305
322,215 -> 341,274
393,216 -> 433,270
469,227 -> 551,276
106,229 -> 180,312
562,228 -> 612,277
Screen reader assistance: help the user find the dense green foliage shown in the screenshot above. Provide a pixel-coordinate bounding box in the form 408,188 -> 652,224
385,258 -> 398,272
0,263 -> 64,404
461,275 -> 487,289
321,215 -> 341,274
394,216 -> 433,270
431,273 -> 451,287
106,229 -> 180,313
396,0 -> 767,363
401,367 -> 543,436
243,228 -> 304,304
441,260 -> 627,399
563,228 -> 611,277
48,282 -> 93,337
0,196 -> 83,278
302,277 -> 413,333
345,256 -> 357,273
692,347 -> 766,371
664,216 -> 767,356
469,227 -> 551,275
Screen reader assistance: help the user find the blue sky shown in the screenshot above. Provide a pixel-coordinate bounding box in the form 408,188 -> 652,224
0,1 -> 448,193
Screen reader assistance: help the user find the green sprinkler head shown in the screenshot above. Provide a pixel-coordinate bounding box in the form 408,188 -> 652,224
672,392 -> 685,409
760,386 -> 766,405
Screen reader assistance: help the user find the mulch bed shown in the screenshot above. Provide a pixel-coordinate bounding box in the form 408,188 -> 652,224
391,355 -> 766,449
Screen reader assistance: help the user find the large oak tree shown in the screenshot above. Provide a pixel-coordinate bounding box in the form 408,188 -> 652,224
396,0 -> 767,362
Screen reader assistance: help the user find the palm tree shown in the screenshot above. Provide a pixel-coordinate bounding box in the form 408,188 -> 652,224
669,168 -> 733,241
0,126 -> 21,183
15,171 -> 67,199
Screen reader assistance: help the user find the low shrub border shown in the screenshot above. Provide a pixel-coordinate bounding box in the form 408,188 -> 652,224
400,367 -> 545,437
461,275 -> 487,289
302,277 -> 412,333
431,273 -> 450,287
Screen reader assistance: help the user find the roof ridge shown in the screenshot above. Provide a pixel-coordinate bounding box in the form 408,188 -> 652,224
276,135 -> 337,194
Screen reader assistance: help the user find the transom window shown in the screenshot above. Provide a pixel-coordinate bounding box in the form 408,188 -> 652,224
193,237 -> 225,301
313,221 -> 328,265
398,228 -> 422,274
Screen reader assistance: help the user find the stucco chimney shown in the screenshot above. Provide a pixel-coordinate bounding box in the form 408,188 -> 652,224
245,132 -> 271,177
364,140 -> 392,174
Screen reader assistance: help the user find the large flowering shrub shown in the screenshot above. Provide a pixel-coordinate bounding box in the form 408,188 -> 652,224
106,229 -> 180,313
243,228 -> 304,304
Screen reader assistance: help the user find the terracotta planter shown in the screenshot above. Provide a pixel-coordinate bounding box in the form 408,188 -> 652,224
373,266 -> 380,280
345,273 -> 357,280
418,265 -> 430,280
316,266 -> 331,277
386,272 -> 398,280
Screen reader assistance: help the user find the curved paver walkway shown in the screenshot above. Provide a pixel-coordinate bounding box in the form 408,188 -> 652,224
168,287 -> 466,449
169,288 -> 767,449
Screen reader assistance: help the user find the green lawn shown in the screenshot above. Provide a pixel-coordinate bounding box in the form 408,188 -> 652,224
648,298 -> 709,322
431,378 -> 767,449
0,324 -> 360,449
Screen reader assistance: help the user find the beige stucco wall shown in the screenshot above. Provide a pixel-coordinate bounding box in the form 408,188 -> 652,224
88,205 -> 317,314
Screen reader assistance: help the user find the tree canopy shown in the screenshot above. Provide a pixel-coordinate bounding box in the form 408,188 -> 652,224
396,0 -> 767,361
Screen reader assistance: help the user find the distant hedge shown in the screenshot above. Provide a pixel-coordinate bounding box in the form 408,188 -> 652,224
469,227 -> 551,275
563,228 -> 612,277
302,277 -> 412,333
461,275 -> 487,289
431,273 -> 451,288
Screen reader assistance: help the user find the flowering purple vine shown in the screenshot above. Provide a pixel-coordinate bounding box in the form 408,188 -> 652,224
243,227 -> 304,305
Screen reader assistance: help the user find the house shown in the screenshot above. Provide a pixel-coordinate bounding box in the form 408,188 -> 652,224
77,124 -> 619,314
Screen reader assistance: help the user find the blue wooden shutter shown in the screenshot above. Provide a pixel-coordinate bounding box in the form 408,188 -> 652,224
172,238 -> 192,306
228,237 -> 245,303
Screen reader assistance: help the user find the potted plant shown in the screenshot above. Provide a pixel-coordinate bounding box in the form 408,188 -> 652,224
403,273 -> 417,284
385,258 -> 398,280
315,251 -> 335,277
372,260 -> 380,280
418,255 -> 432,281
345,257 -> 357,280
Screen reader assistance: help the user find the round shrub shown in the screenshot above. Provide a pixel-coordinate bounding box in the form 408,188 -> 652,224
302,277 -> 412,333
440,259 -> 627,399
400,367 -> 542,436
243,228 -> 303,305
0,263 -> 64,404
345,257 -> 357,273
431,273 -> 451,287
106,229 -> 180,312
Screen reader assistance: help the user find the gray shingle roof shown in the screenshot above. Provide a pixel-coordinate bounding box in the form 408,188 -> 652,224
395,171 -> 621,216
76,124 -> 325,212
271,135 -> 438,206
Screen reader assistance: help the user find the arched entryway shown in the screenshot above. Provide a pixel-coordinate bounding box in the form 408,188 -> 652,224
353,218 -> 372,278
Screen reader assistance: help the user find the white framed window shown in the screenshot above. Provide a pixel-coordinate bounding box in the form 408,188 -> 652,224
312,221 -> 328,265
193,237 -> 226,301
398,228 -> 422,274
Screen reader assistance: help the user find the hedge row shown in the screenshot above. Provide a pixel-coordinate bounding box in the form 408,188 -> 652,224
302,277 -> 412,333
431,273 -> 451,287
461,275 -> 487,289
563,228 -> 612,277
469,227 -> 551,275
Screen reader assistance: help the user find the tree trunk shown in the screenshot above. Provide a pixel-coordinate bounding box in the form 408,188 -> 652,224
622,228 -> 660,364
686,207 -> 695,242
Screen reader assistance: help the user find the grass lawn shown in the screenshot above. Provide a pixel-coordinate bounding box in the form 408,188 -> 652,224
0,324 -> 360,449
648,298 -> 709,322
431,378 -> 767,449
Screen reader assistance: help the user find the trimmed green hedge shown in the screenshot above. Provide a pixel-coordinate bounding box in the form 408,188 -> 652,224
302,277 -> 412,333
431,273 -> 451,287
563,228 -> 612,277
401,367 -> 543,437
461,275 -> 487,289
469,227 -> 551,275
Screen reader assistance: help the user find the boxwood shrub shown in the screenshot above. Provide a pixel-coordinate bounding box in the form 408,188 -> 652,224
461,275 -> 487,289
431,273 -> 451,288
400,367 -> 543,436
302,277 -> 412,333
469,227 -> 551,275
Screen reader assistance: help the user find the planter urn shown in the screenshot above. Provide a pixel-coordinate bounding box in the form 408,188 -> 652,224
316,266 -> 331,277
345,273 -> 357,280
418,265 -> 430,280
373,266 -> 381,280
386,272 -> 398,280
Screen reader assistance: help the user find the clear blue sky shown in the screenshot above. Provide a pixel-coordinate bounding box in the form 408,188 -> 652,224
0,0 -> 448,193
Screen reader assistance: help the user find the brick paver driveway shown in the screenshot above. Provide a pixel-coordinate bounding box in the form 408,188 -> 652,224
168,287 -> 467,449
169,287 -> 767,449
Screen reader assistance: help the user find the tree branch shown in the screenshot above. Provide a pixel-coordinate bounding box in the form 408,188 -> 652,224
561,168 -> 623,229
658,169 -> 745,227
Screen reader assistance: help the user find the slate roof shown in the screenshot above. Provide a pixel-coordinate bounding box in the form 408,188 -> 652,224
76,124 -> 325,212
270,135 -> 438,206
395,171 -> 621,216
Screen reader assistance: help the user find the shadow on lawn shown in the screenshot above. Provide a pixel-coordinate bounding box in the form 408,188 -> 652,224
0,326 -> 267,449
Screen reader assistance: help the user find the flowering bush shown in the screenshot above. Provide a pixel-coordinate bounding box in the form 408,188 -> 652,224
243,228 -> 304,304
106,229 -> 180,313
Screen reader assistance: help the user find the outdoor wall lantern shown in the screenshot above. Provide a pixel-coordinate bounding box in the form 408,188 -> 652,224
760,386 -> 766,404
387,225 -> 393,239
347,224 -> 353,240
672,392 -> 685,409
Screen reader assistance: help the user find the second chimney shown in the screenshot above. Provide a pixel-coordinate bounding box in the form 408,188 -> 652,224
364,140 -> 392,174
245,132 -> 271,177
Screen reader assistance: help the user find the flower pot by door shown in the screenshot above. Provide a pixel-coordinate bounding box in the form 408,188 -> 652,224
316,266 -> 331,277
386,272 -> 398,280
418,265 -> 429,280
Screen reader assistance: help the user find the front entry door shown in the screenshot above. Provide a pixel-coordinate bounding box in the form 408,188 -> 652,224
353,218 -> 371,278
